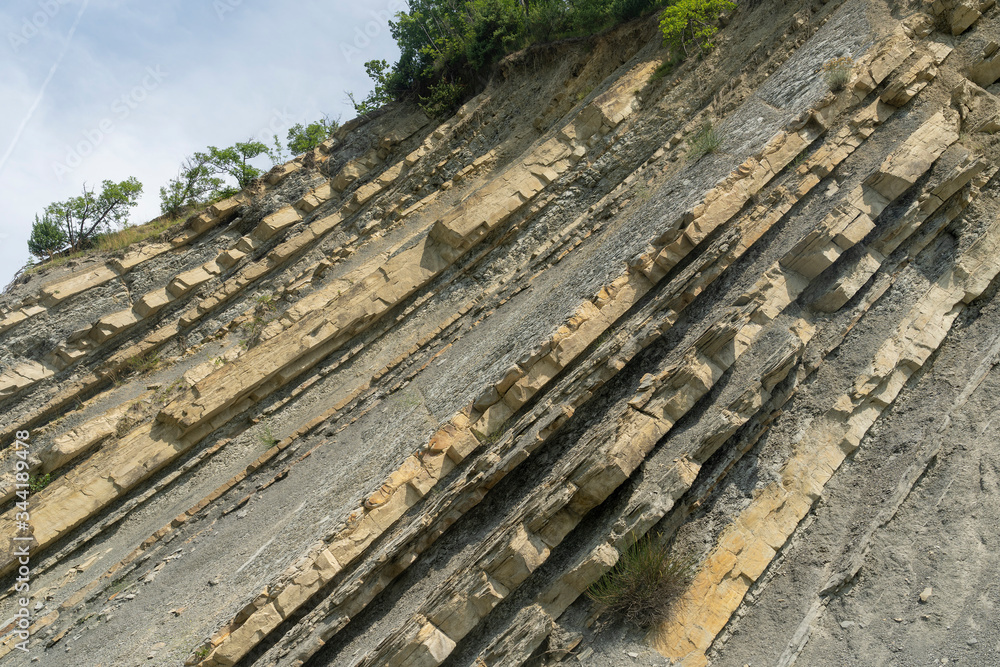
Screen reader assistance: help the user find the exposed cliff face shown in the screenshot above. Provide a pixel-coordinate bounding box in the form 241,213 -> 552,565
1,1 -> 999,665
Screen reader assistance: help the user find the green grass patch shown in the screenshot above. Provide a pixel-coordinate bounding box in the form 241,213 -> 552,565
258,424 -> 279,448
28,473 -> 52,492
687,122 -> 721,160
126,351 -> 161,376
24,214 -> 183,276
92,215 -> 182,253
649,51 -> 684,83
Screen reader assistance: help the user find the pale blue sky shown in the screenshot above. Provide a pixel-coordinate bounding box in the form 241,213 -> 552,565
0,0 -> 401,287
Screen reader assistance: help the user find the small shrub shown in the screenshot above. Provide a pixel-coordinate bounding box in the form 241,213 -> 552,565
126,351 -> 161,376
28,473 -> 52,492
822,56 -> 853,92
419,80 -> 466,119
28,177 -> 143,253
687,121 -> 721,159
258,424 -> 279,448
587,533 -> 696,627
650,52 -> 684,82
286,115 -> 340,155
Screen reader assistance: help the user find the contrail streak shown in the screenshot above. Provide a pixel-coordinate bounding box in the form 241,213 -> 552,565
0,0 -> 90,176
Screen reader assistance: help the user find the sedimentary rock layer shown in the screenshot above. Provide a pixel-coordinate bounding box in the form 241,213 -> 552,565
1,1 -> 998,666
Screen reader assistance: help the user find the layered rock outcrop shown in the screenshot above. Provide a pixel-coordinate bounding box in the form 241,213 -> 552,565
2,1 -> 999,666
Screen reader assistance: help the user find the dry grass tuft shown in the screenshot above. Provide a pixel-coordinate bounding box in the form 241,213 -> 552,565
588,533 -> 696,627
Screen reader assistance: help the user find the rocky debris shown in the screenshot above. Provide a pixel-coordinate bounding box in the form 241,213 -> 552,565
1,2 -> 999,667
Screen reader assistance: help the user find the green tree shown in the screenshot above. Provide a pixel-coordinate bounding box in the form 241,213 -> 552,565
27,214 -> 67,259
198,140 -> 269,189
268,133 -> 288,167
37,178 -> 143,251
525,1 -> 570,42
659,0 -> 736,55
566,0 -> 612,33
159,154 -> 226,217
611,0 -> 664,21
465,0 -> 525,70
286,115 -> 340,154
365,0 -> 673,121
349,60 -> 396,115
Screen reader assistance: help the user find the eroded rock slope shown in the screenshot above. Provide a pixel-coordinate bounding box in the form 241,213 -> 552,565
2,0 -> 999,665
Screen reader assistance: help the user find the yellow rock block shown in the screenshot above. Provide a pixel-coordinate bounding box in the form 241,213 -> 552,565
428,423 -> 480,464
869,37 -> 914,84
134,288 -> 174,318
216,248 -> 246,270
111,242 -> 173,273
409,451 -> 455,495
43,402 -> 130,472
188,211 -> 218,234
652,621 -> 699,659
536,507 -> 580,549
90,309 -> 140,343
865,111 -> 958,200
504,356 -> 561,410
707,548 -> 738,582
715,571 -> 751,611
368,483 -> 423,532
210,195 -> 242,221
41,265 -> 118,306
539,542 -> 618,616
716,526 -> 747,557
167,266 -> 215,298
274,580 -> 315,617
735,536 -> 776,580
398,622 -> 457,667
210,602 -> 281,665
488,525 -> 551,589
315,548 -> 342,581
430,572 -> 508,640
471,400 -> 513,440
254,206 -> 302,241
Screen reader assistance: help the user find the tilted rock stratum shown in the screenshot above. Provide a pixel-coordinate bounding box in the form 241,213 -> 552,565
2,0 -> 1000,665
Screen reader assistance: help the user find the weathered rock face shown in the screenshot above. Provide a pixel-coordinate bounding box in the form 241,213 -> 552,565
1,1 -> 999,666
